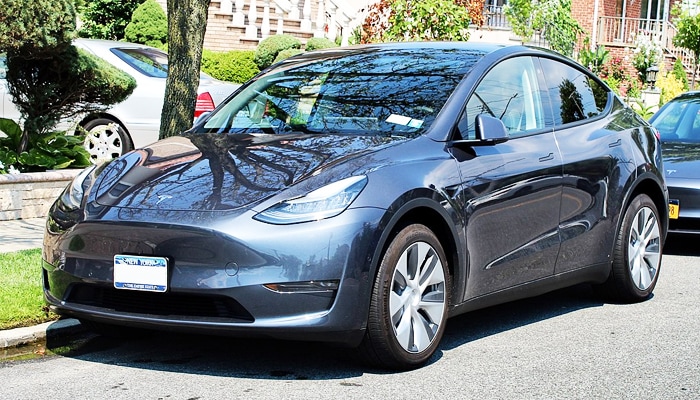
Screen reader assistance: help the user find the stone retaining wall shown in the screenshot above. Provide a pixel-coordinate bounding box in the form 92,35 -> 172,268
0,170 -> 81,221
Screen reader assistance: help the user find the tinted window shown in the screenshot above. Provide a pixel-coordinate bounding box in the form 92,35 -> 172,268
201,48 -> 487,137
651,96 -> 700,142
539,57 -> 608,125
112,47 -> 169,78
464,56 -> 546,139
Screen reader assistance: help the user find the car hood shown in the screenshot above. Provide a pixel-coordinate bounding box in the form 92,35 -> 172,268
662,142 -> 700,179
92,133 -> 405,211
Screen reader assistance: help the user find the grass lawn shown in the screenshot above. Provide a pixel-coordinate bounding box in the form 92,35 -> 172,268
0,248 -> 58,330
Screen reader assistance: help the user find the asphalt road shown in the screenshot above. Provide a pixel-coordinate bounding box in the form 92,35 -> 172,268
1,234 -> 698,399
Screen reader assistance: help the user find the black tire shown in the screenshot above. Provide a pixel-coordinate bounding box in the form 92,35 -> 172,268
602,193 -> 662,303
82,118 -> 132,162
360,224 -> 450,370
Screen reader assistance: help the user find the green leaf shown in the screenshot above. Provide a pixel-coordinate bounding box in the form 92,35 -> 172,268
0,118 -> 22,147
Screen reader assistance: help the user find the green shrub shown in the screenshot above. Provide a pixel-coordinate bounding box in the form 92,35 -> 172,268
254,34 -> 301,70
77,0 -> 142,40
305,37 -> 337,51
657,67 -> 686,105
124,0 -> 167,47
672,58 -> 689,91
201,49 -> 260,84
0,118 -> 91,173
273,48 -> 305,64
0,0 -> 75,52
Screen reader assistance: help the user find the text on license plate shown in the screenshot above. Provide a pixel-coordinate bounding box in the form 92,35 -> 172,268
669,200 -> 679,220
114,255 -> 168,292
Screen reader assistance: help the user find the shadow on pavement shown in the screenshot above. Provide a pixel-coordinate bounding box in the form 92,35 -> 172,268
664,233 -> 700,257
43,284 -> 604,378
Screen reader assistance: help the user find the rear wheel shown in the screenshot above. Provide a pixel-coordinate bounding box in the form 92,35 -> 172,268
360,224 -> 449,370
603,193 -> 662,302
82,118 -> 132,162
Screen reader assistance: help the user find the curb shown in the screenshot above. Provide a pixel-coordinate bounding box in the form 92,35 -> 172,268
0,318 -> 84,349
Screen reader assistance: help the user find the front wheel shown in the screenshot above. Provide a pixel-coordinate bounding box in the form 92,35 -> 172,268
360,224 -> 450,370
603,193 -> 663,303
82,118 -> 132,163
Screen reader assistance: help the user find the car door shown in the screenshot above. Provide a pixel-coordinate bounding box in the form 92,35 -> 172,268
452,56 -> 563,299
537,57 -> 636,273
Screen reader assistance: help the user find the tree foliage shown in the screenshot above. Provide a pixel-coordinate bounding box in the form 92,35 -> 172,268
672,4 -> 700,89
361,0 -> 471,43
124,0 -> 168,47
0,0 -> 75,52
504,0 -> 583,57
77,0 -> 143,40
160,0 -> 211,139
7,47 -> 136,135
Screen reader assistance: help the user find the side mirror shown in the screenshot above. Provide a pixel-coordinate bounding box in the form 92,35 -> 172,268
475,114 -> 509,145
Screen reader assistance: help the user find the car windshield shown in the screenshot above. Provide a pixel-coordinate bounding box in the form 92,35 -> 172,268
651,96 -> 700,143
198,47 -> 485,137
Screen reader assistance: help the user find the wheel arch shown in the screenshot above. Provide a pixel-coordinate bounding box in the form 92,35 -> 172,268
78,113 -> 133,148
623,174 -> 669,240
369,194 -> 465,307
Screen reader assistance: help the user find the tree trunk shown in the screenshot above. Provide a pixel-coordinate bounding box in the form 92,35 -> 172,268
159,0 -> 211,139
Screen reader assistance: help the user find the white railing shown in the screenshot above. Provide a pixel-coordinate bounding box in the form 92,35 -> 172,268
218,0 -> 365,45
597,16 -> 694,71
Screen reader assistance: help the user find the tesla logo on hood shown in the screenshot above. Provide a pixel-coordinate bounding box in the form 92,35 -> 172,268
156,194 -> 173,205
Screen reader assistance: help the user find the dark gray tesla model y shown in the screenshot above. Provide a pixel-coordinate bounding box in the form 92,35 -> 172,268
43,42 -> 668,369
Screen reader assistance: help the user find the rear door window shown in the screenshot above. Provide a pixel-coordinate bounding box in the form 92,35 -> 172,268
539,57 -> 609,126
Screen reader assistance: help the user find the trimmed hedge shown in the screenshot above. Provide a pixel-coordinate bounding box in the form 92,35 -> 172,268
201,49 -> 260,84
124,0 -> 167,47
254,34 -> 301,70
273,48 -> 305,64
305,37 -> 337,51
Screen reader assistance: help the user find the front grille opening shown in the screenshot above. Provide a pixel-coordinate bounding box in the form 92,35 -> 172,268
66,284 -> 254,322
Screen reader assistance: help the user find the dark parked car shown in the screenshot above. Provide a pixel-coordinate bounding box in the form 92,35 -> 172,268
649,91 -> 700,233
43,42 -> 668,370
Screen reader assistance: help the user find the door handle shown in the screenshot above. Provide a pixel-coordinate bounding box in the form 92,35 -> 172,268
538,152 -> 554,162
609,138 -> 622,147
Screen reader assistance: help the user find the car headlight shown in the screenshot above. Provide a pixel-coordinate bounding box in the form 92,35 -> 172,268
254,175 -> 368,224
58,164 -> 97,210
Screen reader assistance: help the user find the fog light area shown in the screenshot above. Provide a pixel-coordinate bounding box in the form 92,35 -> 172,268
263,280 -> 339,294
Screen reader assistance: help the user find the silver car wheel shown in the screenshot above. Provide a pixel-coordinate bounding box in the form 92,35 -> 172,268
627,206 -> 661,291
83,119 -> 130,162
390,240 -> 446,354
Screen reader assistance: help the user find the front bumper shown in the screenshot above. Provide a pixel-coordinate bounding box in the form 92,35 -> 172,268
42,207 -> 386,345
667,179 -> 700,233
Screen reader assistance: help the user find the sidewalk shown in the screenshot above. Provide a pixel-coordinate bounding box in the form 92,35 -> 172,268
0,217 -> 46,253
0,217 -> 83,350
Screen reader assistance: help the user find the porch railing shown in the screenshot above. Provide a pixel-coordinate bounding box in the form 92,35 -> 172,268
597,16 -> 693,71
482,5 -> 509,29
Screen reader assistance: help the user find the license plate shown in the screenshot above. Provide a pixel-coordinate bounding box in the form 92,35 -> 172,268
669,200 -> 680,220
114,255 -> 168,292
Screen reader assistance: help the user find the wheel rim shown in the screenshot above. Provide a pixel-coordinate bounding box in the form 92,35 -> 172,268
627,206 -> 661,291
84,123 -> 124,162
390,241 -> 446,353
